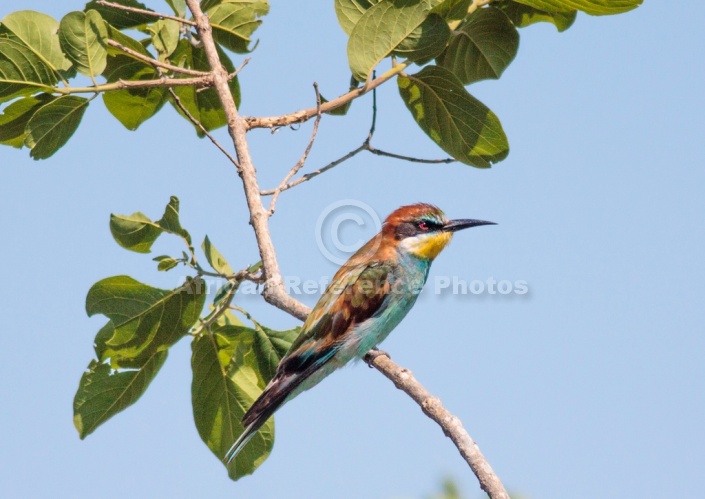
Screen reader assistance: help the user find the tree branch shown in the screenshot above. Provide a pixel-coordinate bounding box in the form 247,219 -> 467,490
363,352 -> 510,499
106,39 -> 208,76
168,88 -> 240,168
260,86 -> 454,197
245,62 -> 409,130
55,75 -> 214,94
185,2 -> 508,497
268,83 -> 323,216
185,0 -> 309,321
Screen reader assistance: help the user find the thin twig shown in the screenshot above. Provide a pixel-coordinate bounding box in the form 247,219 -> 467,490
260,144 -> 366,196
56,75 -> 213,95
268,84 -> 323,216
189,267 -> 262,337
363,352 -> 510,499
106,39 -> 207,76
165,58 -> 249,169
96,0 -> 197,26
367,145 -> 456,164
260,86 -> 454,197
168,89 -> 241,169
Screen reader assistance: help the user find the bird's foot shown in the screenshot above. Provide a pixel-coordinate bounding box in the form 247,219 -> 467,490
364,347 -> 390,368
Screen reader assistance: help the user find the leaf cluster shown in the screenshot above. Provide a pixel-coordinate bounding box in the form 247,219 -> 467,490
334,0 -> 640,167
0,0 -> 261,158
73,196 -> 299,480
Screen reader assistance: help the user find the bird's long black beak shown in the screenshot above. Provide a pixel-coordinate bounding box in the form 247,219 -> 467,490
443,219 -> 496,232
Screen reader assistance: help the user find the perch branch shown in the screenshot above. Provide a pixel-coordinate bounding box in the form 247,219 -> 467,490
363,352 -> 510,499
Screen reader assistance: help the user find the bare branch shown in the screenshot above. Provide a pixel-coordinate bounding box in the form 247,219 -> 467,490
268,84 -> 323,216
260,86 -> 454,197
367,145 -> 456,164
363,352 -> 510,499
96,0 -> 197,26
245,62 -> 409,130
105,39 -> 207,76
56,75 -> 214,95
260,143 -> 366,196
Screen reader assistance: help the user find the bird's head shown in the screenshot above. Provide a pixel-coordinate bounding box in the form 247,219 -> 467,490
383,203 -> 495,260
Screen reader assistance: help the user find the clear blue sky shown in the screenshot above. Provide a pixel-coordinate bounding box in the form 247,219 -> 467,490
1,1 -> 704,498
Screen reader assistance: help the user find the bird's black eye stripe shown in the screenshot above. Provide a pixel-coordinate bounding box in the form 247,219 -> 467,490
416,219 -> 441,231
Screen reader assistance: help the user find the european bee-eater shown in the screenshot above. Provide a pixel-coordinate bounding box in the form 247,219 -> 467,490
225,203 -> 494,464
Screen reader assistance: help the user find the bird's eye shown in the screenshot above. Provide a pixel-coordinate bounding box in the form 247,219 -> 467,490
418,221 -> 429,231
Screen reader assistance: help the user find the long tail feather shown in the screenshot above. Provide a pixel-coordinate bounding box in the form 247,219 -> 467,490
224,420 -> 260,465
223,376 -> 296,465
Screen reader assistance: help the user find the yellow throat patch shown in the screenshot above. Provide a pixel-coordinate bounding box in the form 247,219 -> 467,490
402,232 -> 453,260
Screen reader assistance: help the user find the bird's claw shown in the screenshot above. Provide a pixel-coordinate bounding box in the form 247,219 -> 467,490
364,347 -> 390,368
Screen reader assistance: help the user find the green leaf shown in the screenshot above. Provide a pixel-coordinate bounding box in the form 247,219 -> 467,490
24,95 -> 89,160
59,10 -> 108,77
191,327 -> 274,480
170,40 -> 241,134
158,195 -> 191,243
202,236 -> 234,275
0,37 -> 58,103
217,309 -> 245,327
148,19 -> 181,59
334,0 -> 382,35
320,94 -> 352,116
207,0 -> 269,53
393,13 -> 450,63
250,322 -> 299,382
102,29 -> 167,130
109,196 -> 191,253
0,93 -> 55,147
347,0 -> 439,82
511,0 -> 641,16
0,11 -> 73,75
166,0 -> 187,18
73,351 -> 167,438
247,260 -> 262,274
154,256 -> 179,271
84,0 -> 156,29
437,7 -> 519,85
320,77 -> 360,116
102,63 -> 166,130
431,0 -> 473,21
87,275 -> 206,366
398,65 -> 508,167
497,1 -> 576,31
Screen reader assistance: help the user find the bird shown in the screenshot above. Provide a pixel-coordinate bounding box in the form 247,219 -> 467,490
224,203 -> 494,464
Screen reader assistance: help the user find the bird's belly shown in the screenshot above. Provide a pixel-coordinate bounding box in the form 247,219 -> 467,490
345,292 -> 421,359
